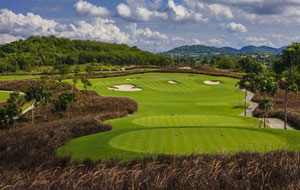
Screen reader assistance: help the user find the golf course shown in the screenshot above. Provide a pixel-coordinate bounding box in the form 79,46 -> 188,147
57,73 -> 300,161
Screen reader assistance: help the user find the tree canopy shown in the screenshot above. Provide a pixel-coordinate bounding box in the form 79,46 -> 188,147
0,36 -> 173,73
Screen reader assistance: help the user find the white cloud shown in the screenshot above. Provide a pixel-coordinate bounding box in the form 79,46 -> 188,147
126,23 -> 168,41
208,38 -> 230,47
117,3 -> 131,18
225,22 -> 247,33
208,4 -> 234,19
0,9 -> 129,44
73,0 -> 110,17
191,38 -> 205,45
116,1 -> 168,21
0,34 -> 23,44
167,0 -> 208,22
244,36 -> 274,47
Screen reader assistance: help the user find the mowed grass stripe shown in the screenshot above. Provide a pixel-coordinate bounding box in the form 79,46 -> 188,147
132,115 -> 259,128
109,128 -> 287,154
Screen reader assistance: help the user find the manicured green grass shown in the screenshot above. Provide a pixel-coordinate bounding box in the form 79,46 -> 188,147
0,75 -> 40,81
0,92 -> 10,103
57,73 -> 300,161
109,127 -> 286,154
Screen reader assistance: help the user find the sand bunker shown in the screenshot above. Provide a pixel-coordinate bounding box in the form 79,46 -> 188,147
126,78 -> 135,81
108,84 -> 142,91
204,80 -> 222,85
179,67 -> 192,70
168,80 -> 178,84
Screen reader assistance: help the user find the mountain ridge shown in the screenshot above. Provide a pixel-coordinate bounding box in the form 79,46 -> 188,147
164,44 -> 287,55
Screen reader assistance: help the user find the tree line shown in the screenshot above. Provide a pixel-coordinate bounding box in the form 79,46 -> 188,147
0,36 -> 173,73
238,42 -> 300,129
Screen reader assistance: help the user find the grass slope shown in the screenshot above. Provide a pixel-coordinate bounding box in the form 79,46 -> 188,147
0,92 -> 10,103
58,73 -> 300,161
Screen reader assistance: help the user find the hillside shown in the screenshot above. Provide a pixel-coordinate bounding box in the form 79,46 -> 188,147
0,36 -> 172,73
163,44 -> 286,57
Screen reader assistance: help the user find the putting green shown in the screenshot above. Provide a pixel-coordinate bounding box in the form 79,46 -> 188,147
109,128 -> 286,154
57,73 -> 300,161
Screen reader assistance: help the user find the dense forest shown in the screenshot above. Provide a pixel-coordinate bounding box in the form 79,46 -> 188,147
0,36 -> 173,73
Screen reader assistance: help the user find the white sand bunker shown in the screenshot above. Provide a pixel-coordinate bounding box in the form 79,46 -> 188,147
108,84 -> 142,91
179,66 -> 192,70
168,80 -> 178,84
204,80 -> 222,85
126,78 -> 134,81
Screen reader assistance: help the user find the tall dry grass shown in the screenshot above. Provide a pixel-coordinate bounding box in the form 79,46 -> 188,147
1,152 -> 300,189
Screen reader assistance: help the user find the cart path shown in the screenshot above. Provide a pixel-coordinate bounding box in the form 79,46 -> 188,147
240,90 -> 295,130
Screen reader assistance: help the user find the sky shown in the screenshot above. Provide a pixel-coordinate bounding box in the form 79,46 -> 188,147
1,0 -> 300,52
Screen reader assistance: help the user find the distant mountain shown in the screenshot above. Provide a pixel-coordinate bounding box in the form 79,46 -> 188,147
220,47 -> 238,52
163,44 -> 286,56
239,45 -> 281,53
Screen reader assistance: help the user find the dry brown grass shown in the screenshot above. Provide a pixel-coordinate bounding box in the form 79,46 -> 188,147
1,152 -> 300,190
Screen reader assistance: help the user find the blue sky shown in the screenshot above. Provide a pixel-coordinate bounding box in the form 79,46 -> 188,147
1,0 -> 300,52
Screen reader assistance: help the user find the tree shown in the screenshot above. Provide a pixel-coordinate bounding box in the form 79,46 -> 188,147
25,86 -> 52,125
74,65 -> 81,75
72,76 -> 79,91
0,92 -> 22,129
85,65 -> 95,75
237,73 -> 259,116
238,57 -> 265,73
51,92 -> 76,118
81,77 -> 92,90
273,43 -> 300,129
256,73 -> 279,128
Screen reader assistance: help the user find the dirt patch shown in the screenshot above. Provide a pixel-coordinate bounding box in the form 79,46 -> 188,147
108,84 -> 142,91
204,80 -> 222,85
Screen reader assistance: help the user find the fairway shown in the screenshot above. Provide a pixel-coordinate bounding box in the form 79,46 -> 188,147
0,92 -> 10,103
58,73 -> 300,161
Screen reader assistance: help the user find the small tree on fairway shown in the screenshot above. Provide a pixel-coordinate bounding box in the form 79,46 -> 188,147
25,86 -> 52,125
81,77 -> 92,90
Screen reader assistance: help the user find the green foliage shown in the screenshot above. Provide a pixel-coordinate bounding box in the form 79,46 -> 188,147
238,57 -> 265,73
0,36 -> 173,73
85,65 -> 95,74
51,92 -> 76,118
258,98 -> 273,111
0,91 -> 22,129
80,78 -> 92,89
